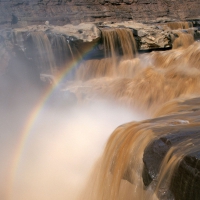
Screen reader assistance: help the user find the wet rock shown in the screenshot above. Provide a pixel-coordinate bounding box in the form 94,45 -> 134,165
143,98 -> 200,200
0,20 -> 197,83
171,152 -> 200,200
1,18 -> 198,65
0,23 -> 101,73
143,126 -> 200,185
0,20 -> 176,70
11,14 -> 18,25
12,23 -> 101,43
102,21 -> 174,50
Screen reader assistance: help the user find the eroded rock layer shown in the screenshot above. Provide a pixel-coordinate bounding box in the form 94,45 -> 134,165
0,0 -> 200,28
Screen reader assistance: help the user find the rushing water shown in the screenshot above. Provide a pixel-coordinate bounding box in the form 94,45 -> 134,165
1,23 -> 200,199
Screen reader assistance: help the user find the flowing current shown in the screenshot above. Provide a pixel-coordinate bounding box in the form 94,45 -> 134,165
1,23 -> 200,200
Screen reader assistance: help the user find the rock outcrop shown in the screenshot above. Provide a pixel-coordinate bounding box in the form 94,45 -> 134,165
0,0 -> 200,28
17,23 -> 101,42
143,97 -> 200,200
0,21 -> 177,57
101,21 -> 174,50
1,19 -> 198,78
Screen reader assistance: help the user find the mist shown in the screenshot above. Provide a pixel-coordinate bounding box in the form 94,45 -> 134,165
1,19 -> 198,200
0,91 -> 144,200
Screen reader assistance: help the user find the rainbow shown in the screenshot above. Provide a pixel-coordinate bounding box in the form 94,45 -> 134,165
7,41 -> 97,199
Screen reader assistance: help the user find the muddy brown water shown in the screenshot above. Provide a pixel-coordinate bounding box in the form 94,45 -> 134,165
1,24 -> 199,199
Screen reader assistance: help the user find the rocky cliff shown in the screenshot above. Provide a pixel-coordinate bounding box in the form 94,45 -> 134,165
0,0 -> 200,28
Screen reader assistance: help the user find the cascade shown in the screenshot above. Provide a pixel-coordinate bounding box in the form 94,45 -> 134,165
1,20 -> 200,200
172,32 -> 194,49
76,28 -> 138,80
166,21 -> 195,49
101,28 -> 137,60
50,34 -> 73,67
68,28 -> 200,200
167,22 -> 193,30
70,40 -> 200,113
29,32 -> 57,74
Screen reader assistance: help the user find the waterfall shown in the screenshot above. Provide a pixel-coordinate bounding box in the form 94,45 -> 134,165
167,21 -> 193,30
30,32 -> 57,74
76,28 -> 138,80
1,21 -> 200,200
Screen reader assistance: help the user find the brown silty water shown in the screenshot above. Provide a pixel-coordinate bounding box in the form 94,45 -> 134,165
166,22 -> 193,30
30,32 -> 57,74
1,24 -> 200,200
69,29 -> 199,114
63,26 -> 200,200
21,26 -> 200,200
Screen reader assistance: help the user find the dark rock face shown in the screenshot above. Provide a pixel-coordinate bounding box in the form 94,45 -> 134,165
171,152 -> 200,200
143,99 -> 200,200
0,0 -> 200,28
143,126 -> 200,184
